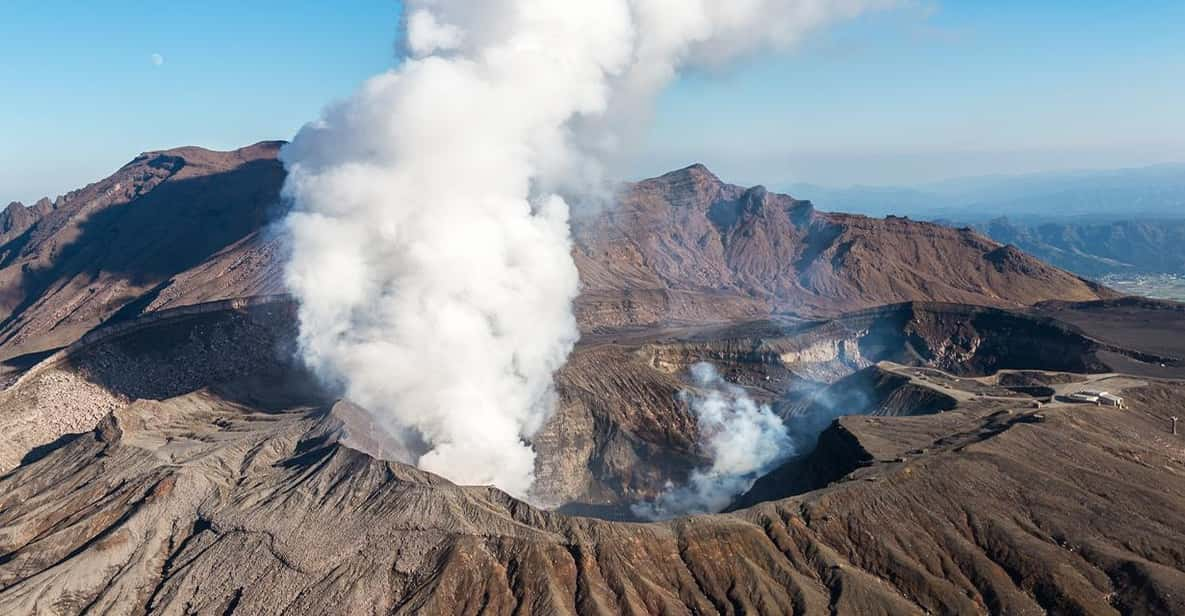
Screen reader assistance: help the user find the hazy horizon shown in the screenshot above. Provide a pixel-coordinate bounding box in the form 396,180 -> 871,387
4,1 -> 1185,204
7,138 -> 1182,208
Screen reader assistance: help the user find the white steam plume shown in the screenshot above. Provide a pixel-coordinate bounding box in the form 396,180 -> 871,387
281,1 -> 889,498
633,363 -> 793,519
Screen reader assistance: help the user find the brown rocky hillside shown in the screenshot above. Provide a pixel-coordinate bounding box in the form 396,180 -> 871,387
0,145 -> 1112,362
573,164 -> 1114,329
0,143 -> 1181,615
0,142 -> 286,358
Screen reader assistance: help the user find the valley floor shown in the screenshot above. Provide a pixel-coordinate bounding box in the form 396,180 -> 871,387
1101,274 -> 1185,302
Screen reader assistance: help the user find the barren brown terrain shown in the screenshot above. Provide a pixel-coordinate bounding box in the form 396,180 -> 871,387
1,144 -> 1183,615
0,144 -> 1113,365
1,299 -> 1184,614
0,143 -> 287,361
572,164 -> 1114,329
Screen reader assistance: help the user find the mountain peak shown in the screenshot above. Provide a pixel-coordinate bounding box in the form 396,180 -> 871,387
1,199 -> 40,237
126,141 -> 285,174
656,163 -> 721,184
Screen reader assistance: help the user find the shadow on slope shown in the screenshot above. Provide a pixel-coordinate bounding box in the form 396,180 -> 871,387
0,154 -> 284,348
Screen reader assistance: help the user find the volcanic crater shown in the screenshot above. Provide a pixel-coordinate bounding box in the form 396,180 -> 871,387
3,145 -> 1185,614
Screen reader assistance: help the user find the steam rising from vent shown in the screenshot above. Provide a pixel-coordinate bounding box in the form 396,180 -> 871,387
633,363 -> 793,519
280,1 -> 888,498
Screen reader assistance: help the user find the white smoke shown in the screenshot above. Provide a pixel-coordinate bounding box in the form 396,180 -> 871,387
633,363 -> 793,519
281,1 -> 890,499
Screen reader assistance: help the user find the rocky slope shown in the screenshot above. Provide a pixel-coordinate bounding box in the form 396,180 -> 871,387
572,164 -> 1114,329
1,143 -> 1176,615
0,145 -> 1114,362
0,142 -> 286,359
2,308 -> 1184,614
4,296 -> 1182,517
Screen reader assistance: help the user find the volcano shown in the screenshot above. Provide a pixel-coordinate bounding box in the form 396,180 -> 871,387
2,144 -> 1183,614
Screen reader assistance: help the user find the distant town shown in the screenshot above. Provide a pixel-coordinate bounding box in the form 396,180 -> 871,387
1102,273 -> 1185,302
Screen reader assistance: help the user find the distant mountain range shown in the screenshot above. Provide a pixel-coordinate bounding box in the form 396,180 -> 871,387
787,164 -> 1185,277
965,218 -> 1185,277
788,163 -> 1185,223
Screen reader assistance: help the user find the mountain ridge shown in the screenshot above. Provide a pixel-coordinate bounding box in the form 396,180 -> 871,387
0,142 -> 1114,359
969,217 -> 1185,277
788,162 -> 1185,221
574,161 -> 1114,328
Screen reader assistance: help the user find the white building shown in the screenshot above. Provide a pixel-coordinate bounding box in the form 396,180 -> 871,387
1098,392 -> 1126,409
1065,389 -> 1125,408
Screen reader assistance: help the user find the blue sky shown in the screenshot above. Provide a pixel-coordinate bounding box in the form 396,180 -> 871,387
3,1 -> 1184,203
